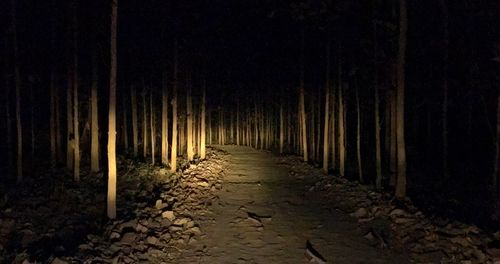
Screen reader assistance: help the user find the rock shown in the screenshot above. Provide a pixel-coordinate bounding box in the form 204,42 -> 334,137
120,232 -> 137,244
351,207 -> 369,218
173,217 -> 191,226
109,232 -> 120,241
51,258 -> 69,264
135,223 -> 148,233
119,219 -> 137,232
389,208 -> 407,217
472,249 -> 486,262
188,227 -> 202,236
146,236 -> 158,245
155,199 -> 165,210
197,181 -> 209,187
162,211 -> 175,221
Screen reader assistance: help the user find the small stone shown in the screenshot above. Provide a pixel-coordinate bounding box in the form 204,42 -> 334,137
51,258 -> 69,264
120,232 -> 137,244
197,181 -> 209,187
351,207 -> 368,218
135,223 -> 148,233
146,236 -> 158,245
110,232 -> 121,241
162,211 -> 175,221
188,227 -> 202,235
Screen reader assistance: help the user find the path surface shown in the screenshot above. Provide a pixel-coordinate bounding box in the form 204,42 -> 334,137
177,145 -> 407,263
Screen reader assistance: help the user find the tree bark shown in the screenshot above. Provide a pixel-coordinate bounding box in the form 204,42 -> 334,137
142,88 -> 148,158
356,78 -> 363,182
90,44 -> 99,173
131,86 -> 138,157
72,0 -> 80,182
200,81 -> 207,159
150,91 -> 155,164
161,71 -> 169,165
323,41 -> 331,172
439,0 -> 449,179
170,39 -> 178,172
395,0 -> 408,198
186,79 -> 194,161
11,0 -> 23,183
107,0 -> 118,219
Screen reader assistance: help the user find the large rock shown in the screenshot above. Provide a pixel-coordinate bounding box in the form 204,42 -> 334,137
162,211 -> 175,221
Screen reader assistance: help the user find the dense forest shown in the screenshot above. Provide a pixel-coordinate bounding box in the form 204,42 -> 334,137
0,0 -> 499,261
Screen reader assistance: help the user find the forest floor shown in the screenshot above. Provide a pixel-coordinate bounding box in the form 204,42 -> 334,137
1,145 -> 500,263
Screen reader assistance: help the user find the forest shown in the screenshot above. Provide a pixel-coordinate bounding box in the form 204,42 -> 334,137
0,0 -> 499,263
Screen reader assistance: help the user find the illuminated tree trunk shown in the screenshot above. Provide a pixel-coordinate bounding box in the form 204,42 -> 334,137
331,79 -> 336,170
440,0 -> 449,179
90,49 -> 99,173
142,89 -> 148,158
355,79 -> 363,182
72,0 -> 80,182
107,0 -> 118,219
11,0 -> 23,182
150,91 -> 155,164
200,83 -> 206,159
323,42 -> 331,172
310,94 -> 316,160
170,39 -> 178,172
395,0 -> 408,198
131,86 -> 138,157
186,81 -> 194,161
236,98 -> 240,146
161,72 -> 169,165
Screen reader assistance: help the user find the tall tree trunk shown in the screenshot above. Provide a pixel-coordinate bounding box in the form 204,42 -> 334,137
29,80 -> 35,158
50,63 -> 58,167
373,21 -> 382,189
5,75 -> 13,174
356,78 -> 363,182
90,47 -> 99,173
142,89 -> 148,158
122,93 -> 129,151
131,86 -> 138,157
200,82 -> 206,159
170,39 -> 178,172
107,0 -> 118,219
11,0 -> 23,183
390,89 -> 397,186
299,32 -> 308,162
161,71 -> 169,165
440,0 -> 449,179
323,41 -> 331,172
72,0 -> 80,182
338,48 -> 345,177
186,80 -> 194,161
395,0 -> 408,198
494,91 -> 500,195
280,91 -> 285,154
150,91 -> 155,164
331,77 -> 336,170
67,73 -> 74,171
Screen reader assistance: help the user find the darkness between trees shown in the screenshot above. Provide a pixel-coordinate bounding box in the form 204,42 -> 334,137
1,0 -> 499,249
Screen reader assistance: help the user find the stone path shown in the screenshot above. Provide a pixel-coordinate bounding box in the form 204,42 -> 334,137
176,145 -> 407,263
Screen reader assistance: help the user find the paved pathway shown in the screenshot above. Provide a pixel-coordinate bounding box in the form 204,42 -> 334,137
177,145 -> 407,263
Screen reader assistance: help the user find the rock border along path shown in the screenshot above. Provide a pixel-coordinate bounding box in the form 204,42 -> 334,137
176,145 -> 407,263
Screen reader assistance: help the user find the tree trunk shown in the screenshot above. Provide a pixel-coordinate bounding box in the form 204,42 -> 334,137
395,0 -> 408,198
280,92 -> 285,154
122,93 -> 129,151
494,91 -> 500,195
50,71 -> 57,167
200,82 -> 207,159
11,0 -> 23,183
323,41 -> 331,172
440,0 -> 449,179
142,89 -> 148,158
373,22 -> 382,189
29,80 -> 35,158
161,71 -> 169,165
107,0 -> 118,219
90,47 -> 99,173
186,80 -> 194,161
5,74 -> 13,174
150,91 -> 155,164
72,0 -> 80,182
170,39 -> 178,172
131,86 -> 138,157
338,49 -> 345,177
356,78 -> 363,182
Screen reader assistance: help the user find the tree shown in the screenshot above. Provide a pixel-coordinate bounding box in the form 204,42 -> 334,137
355,78 -> 363,182
72,0 -> 80,182
142,88 -> 148,158
170,39 -> 178,172
131,86 -> 138,157
200,80 -> 206,159
395,0 -> 408,198
150,90 -> 155,164
107,0 -> 118,219
299,33 -> 308,162
90,51 -> 99,173
186,77 -> 194,161
11,0 -> 23,183
161,71 -> 169,165
439,0 -> 449,179
323,41 -> 331,173
338,46 -> 346,177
